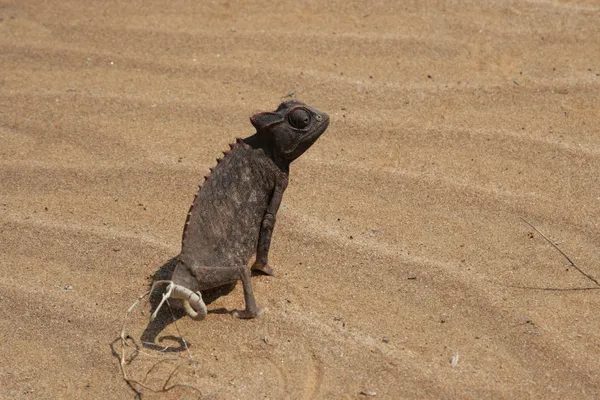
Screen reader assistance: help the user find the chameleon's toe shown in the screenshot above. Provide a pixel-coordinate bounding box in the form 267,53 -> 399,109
251,262 -> 275,276
232,307 -> 265,319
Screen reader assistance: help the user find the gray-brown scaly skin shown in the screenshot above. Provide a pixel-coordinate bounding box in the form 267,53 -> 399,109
171,100 -> 329,319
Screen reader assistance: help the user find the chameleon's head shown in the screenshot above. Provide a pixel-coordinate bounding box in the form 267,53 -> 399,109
250,100 -> 329,162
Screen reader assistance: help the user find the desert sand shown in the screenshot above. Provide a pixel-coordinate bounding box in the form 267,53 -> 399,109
1,0 -> 600,398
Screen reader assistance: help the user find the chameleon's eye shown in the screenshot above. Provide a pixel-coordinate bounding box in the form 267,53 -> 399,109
288,108 -> 311,129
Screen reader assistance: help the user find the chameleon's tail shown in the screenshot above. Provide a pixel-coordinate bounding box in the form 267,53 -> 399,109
150,280 -> 207,321
170,285 -> 207,321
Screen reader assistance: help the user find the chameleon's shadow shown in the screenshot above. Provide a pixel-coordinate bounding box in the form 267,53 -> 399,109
140,257 -> 236,353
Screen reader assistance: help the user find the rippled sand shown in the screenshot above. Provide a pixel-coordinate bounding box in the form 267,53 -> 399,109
1,0 -> 599,398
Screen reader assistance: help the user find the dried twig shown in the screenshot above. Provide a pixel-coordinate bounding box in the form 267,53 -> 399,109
281,89 -> 296,99
508,285 -> 600,291
521,217 -> 600,287
450,351 -> 459,368
115,280 -> 202,398
168,300 -> 195,364
142,359 -> 173,384
151,281 -> 175,321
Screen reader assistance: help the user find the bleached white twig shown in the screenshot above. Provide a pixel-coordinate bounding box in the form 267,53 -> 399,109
114,280 -> 202,397
451,351 -> 459,368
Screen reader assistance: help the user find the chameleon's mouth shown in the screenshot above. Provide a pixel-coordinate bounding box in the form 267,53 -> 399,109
300,113 -> 329,142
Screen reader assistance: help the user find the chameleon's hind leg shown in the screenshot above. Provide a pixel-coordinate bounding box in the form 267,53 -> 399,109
186,265 -> 264,319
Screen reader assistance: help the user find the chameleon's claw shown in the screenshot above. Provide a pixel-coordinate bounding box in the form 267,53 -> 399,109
232,307 -> 265,319
251,262 -> 275,276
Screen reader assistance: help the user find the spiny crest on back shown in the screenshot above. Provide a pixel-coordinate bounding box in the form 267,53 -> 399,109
181,137 -> 248,243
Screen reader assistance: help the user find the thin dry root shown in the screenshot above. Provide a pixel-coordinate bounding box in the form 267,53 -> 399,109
116,280 -> 202,397
150,280 -> 207,321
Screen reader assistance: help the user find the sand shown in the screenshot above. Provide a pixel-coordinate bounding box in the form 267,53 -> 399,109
1,0 -> 600,398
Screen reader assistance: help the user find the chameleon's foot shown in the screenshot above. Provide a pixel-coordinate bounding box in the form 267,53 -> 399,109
232,307 -> 265,319
251,262 -> 275,276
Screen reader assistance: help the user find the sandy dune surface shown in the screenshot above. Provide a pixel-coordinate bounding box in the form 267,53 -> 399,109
1,0 -> 600,398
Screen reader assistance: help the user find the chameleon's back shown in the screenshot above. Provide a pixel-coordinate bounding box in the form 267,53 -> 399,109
178,142 -> 277,270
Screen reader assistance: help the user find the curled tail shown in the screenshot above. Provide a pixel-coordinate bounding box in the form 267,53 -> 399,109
150,280 -> 207,321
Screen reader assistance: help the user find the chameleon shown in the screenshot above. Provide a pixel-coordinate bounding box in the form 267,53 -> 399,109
158,100 -> 329,320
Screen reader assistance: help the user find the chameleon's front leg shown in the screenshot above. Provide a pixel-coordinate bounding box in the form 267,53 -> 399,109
251,177 -> 288,276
